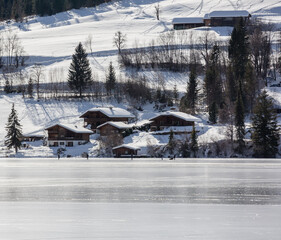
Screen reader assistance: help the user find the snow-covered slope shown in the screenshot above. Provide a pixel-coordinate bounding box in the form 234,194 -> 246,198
1,0 -> 281,79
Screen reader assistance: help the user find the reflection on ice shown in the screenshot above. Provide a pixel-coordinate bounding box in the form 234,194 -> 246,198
0,158 -> 281,204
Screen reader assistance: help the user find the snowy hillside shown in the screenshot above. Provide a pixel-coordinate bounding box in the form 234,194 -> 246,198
0,0 -> 281,80
0,0 -> 281,157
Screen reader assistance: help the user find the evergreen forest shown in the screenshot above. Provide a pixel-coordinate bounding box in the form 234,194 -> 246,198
0,0 -> 111,21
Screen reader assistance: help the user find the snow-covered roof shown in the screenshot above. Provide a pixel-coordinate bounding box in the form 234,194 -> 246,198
45,123 -> 93,134
205,10 -> 250,18
204,14 -> 210,20
97,121 -> 131,129
149,111 -> 201,122
151,126 -> 203,134
80,107 -> 134,118
112,144 -> 140,151
172,17 -> 204,24
22,129 -> 45,138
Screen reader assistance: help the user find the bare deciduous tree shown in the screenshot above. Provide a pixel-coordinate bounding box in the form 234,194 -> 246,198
155,3 -> 160,21
84,34 -> 93,54
31,64 -> 44,100
113,31 -> 127,54
1,29 -> 27,71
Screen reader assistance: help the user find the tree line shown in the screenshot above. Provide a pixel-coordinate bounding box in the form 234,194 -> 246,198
0,0 -> 112,21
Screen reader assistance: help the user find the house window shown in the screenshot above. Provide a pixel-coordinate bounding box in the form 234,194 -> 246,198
67,142 -> 73,147
60,142 -> 64,145
53,142 -> 58,147
125,150 -> 128,155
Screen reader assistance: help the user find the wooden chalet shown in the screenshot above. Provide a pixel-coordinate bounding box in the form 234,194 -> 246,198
45,123 -> 93,147
149,111 -> 200,131
204,10 -> 251,27
172,17 -> 204,30
112,145 -> 140,158
79,107 -> 134,130
97,121 -> 131,137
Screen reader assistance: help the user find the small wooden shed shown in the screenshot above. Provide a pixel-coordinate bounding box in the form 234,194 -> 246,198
112,145 -> 140,158
172,17 -> 204,30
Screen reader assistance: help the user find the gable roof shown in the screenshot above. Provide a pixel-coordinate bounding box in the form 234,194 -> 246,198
45,123 -> 93,134
172,17 -> 204,24
97,121 -> 131,129
80,107 -> 134,118
149,111 -> 201,122
205,10 -> 250,19
112,144 -> 140,151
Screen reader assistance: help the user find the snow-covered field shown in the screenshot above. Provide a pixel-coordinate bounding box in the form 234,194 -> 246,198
1,0 -> 281,157
1,0 -> 281,84
1,158 -> 281,239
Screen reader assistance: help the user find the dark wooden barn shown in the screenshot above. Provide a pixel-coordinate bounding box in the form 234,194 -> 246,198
149,111 -> 200,131
172,17 -> 204,30
80,107 -> 134,130
112,145 -> 140,158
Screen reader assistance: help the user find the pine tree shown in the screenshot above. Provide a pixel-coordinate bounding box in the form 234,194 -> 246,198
244,61 -> 257,112
226,65 -> 237,103
235,86 -> 245,154
228,18 -> 249,109
167,130 -> 175,155
4,79 -> 12,94
228,18 -> 249,81
209,102 -> 217,124
68,42 -> 93,98
180,138 -> 190,158
190,125 -> 198,157
186,69 -> 198,114
105,61 -> 116,96
27,77 -> 33,98
251,91 -> 279,158
173,84 -> 179,104
5,104 -> 22,154
204,45 -> 222,115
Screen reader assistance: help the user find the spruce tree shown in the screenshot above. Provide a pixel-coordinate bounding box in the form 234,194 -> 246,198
209,102 -> 217,124
4,79 -> 12,94
68,42 -> 93,98
190,125 -> 198,157
167,130 -> 175,155
173,84 -> 179,104
244,61 -> 257,112
235,86 -> 245,154
180,138 -> 190,158
105,61 -> 116,96
186,68 -> 198,114
251,91 -> 279,158
204,45 -> 222,116
228,18 -> 249,108
228,18 -> 249,81
27,77 -> 33,98
5,104 -> 22,154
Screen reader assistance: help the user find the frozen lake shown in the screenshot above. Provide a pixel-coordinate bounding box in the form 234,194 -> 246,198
1,158 -> 281,239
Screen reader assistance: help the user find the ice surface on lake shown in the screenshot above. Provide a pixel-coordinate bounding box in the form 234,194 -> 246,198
1,158 -> 281,204
1,202 -> 281,240
1,158 -> 281,239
